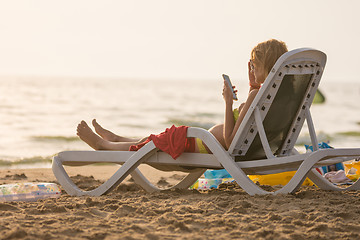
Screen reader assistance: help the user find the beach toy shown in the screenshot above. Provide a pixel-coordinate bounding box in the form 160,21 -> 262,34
248,171 -> 314,186
204,169 -> 232,179
192,168 -> 314,189
190,178 -> 234,190
190,169 -> 233,190
344,160 -> 360,181
190,172 -> 314,189
0,182 -> 61,202
189,169 -> 233,190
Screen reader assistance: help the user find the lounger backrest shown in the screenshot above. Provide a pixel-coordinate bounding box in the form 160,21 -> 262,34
228,48 -> 327,161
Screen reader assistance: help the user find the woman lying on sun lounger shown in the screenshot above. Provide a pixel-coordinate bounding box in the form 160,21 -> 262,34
77,39 -> 288,156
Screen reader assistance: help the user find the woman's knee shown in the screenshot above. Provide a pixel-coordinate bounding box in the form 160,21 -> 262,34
209,124 -> 226,147
209,124 -> 223,135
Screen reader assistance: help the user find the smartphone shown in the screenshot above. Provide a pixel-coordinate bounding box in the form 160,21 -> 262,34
222,74 -> 238,100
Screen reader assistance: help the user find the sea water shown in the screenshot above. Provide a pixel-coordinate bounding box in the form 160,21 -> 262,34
0,76 -> 359,169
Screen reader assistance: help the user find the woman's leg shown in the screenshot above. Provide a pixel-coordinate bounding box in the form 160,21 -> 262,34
77,121 -> 144,151
92,119 -> 142,142
208,124 -> 227,150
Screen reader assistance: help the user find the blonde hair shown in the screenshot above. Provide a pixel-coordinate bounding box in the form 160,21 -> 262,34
251,39 -> 288,75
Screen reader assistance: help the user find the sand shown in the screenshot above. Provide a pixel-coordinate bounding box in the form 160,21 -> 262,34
1,165 -> 360,240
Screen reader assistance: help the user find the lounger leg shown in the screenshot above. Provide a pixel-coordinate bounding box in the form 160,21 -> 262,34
307,169 -> 343,191
52,156 -> 85,196
275,148 -> 360,194
131,168 -> 206,192
53,142 -> 158,196
171,169 -> 206,189
186,127 -> 303,195
308,168 -> 360,191
187,127 -> 270,195
188,128 -> 360,195
129,169 -> 159,193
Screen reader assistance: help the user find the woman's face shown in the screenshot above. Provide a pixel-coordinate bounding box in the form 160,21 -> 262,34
250,60 -> 266,84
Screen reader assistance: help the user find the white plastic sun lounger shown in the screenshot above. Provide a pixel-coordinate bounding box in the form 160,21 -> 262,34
52,48 -> 360,196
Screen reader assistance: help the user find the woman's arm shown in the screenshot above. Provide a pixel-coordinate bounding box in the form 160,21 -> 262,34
225,89 -> 258,149
223,61 -> 261,149
223,102 -> 235,149
222,80 -> 236,149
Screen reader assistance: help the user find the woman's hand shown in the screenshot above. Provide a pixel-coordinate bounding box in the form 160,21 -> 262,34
222,80 -> 237,105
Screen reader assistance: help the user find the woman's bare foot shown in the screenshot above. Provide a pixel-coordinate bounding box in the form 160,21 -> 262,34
77,121 -> 107,150
92,119 -> 120,142
92,119 -> 141,142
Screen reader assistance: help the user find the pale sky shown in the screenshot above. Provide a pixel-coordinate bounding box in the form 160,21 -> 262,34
0,0 -> 359,82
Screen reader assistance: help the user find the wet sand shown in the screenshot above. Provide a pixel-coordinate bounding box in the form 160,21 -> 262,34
1,165 -> 360,240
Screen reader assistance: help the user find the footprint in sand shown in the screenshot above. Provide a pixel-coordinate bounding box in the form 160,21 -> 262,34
157,177 -> 170,187
2,173 -> 27,180
0,203 -> 19,211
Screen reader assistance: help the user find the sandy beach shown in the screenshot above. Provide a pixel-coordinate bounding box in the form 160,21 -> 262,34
0,165 -> 360,240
